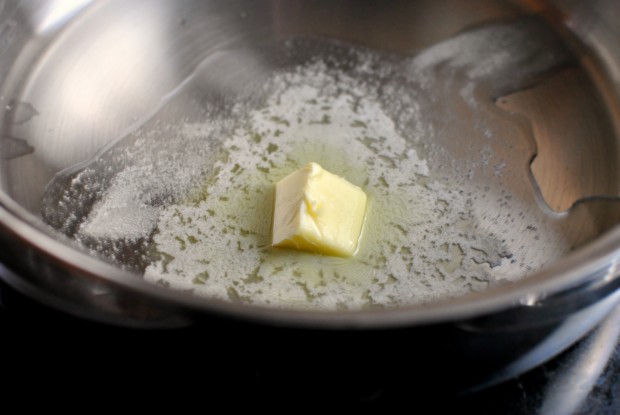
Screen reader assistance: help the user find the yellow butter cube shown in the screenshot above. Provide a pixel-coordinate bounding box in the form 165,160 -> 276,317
272,162 -> 367,257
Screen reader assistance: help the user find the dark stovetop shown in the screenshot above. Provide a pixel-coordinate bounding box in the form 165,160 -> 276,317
1,279 -> 619,412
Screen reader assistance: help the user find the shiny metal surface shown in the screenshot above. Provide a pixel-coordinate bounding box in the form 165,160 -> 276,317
539,301 -> 620,414
0,0 -> 619,387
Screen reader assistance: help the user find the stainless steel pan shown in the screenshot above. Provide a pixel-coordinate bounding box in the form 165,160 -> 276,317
0,0 -> 619,391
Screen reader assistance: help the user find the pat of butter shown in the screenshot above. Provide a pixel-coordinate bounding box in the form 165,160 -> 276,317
272,162 -> 367,257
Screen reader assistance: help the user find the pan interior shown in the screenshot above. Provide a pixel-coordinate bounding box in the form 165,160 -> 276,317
1,0 -> 619,311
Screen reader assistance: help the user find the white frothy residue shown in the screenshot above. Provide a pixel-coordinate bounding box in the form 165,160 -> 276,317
410,19 -> 569,92
79,166 -> 161,239
73,121 -> 224,244
143,59 -> 512,309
